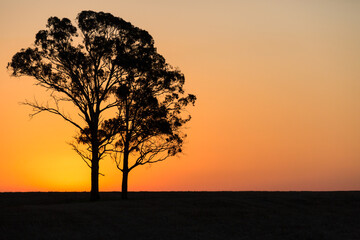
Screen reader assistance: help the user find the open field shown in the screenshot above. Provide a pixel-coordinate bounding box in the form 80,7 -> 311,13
0,191 -> 359,239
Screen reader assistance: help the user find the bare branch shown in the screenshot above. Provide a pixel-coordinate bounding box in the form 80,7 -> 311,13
22,100 -> 84,131
69,142 -> 105,176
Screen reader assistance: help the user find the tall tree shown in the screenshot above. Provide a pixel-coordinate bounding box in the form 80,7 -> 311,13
107,58 -> 196,199
7,11 -> 162,201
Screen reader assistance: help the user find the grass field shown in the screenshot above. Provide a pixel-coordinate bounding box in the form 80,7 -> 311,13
0,191 -> 359,239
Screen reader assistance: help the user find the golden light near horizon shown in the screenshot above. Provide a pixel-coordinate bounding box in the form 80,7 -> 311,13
0,0 -> 359,192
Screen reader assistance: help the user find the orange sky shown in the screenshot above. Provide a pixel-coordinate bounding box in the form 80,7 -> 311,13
0,0 -> 359,192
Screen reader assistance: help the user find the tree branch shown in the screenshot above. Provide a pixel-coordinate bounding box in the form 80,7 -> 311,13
22,99 -> 84,131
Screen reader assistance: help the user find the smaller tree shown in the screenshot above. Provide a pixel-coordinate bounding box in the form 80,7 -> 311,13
108,65 -> 196,199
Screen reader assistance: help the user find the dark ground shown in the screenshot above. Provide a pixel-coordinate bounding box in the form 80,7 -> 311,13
0,191 -> 359,240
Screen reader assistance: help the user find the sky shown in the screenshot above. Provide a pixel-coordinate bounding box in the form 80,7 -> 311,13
0,0 -> 359,192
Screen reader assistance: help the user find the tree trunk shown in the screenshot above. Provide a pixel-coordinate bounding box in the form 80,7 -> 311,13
121,170 -> 128,200
121,147 -> 129,200
90,159 -> 100,201
90,133 -> 100,201
120,101 -> 131,200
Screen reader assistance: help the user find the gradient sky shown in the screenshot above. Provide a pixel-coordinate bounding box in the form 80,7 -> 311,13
0,0 -> 359,192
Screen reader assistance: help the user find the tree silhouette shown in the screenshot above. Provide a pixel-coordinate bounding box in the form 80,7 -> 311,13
7,11 -> 170,201
107,62 -> 196,199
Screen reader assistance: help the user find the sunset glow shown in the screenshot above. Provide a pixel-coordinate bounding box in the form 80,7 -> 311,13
0,0 -> 359,192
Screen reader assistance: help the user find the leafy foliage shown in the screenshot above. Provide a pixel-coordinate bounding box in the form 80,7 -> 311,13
110,71 -> 196,172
